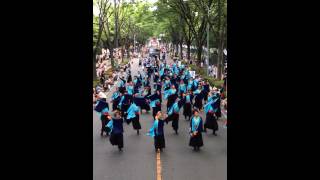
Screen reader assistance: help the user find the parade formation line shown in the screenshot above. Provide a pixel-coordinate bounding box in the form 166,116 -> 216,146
94,53 -> 227,179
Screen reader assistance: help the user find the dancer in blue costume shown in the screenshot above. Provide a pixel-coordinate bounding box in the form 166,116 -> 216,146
164,97 -> 185,134
94,100 -> 110,136
183,91 -> 194,121
189,109 -> 204,151
111,89 -> 121,111
203,94 -> 219,136
193,86 -> 204,110
133,92 -> 150,113
178,80 -> 187,98
106,110 -> 124,151
126,102 -> 141,135
126,81 -> 134,96
163,77 -> 171,91
147,111 -> 166,152
147,90 -> 161,118
187,78 -> 194,91
171,74 -> 180,89
213,92 -> 222,119
193,76 -> 200,91
155,80 -> 162,103
118,91 -> 131,121
202,80 -> 210,103
164,85 -> 177,112
118,76 -> 126,94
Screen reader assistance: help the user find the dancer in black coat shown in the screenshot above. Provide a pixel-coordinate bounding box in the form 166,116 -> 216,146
183,91 -> 193,121
204,101 -> 218,136
147,90 -> 162,119
193,87 -> 204,110
106,111 -> 124,151
189,109 -> 204,151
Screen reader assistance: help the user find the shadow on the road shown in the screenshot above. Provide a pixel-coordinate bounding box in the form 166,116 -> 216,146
105,148 -> 125,156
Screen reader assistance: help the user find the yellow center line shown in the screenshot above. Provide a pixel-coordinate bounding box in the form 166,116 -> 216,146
156,150 -> 162,180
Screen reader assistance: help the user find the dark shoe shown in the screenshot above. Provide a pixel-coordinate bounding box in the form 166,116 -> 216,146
193,146 -> 197,151
213,132 -> 217,136
175,130 -> 178,134
137,130 -> 140,135
118,147 -> 122,151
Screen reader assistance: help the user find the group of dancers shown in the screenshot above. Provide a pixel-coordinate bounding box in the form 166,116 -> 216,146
94,55 -> 224,152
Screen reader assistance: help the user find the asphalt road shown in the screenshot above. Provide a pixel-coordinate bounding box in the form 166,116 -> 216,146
93,55 -> 227,180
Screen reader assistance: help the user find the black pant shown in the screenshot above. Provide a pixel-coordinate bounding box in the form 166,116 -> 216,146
154,135 -> 165,149
110,133 -> 123,148
101,118 -> 107,133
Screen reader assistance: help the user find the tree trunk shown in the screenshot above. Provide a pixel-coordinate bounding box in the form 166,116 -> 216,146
196,41 -> 203,65
93,22 -> 103,81
217,29 -> 225,80
175,43 -> 179,57
114,0 -> 118,47
93,52 -> 97,80
179,41 -> 183,60
187,41 -> 191,62
121,44 -> 124,63
109,45 -> 115,68
125,40 -> 130,59
217,0 -> 225,80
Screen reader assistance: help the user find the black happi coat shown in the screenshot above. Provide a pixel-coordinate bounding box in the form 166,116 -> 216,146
112,96 -> 121,111
147,93 -> 162,118
153,120 -> 165,149
183,95 -> 194,117
165,98 -> 185,131
203,84 -> 210,101
120,94 -> 132,116
194,91 -> 204,110
133,96 -> 150,111
109,118 -> 124,148
167,93 -> 178,112
204,111 -> 218,131
189,116 -> 204,148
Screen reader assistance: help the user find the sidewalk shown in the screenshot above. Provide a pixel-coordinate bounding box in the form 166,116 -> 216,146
102,58 -> 122,72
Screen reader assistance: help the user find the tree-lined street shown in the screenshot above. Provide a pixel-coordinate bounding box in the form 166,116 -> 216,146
93,57 -> 227,180
93,0 -> 227,179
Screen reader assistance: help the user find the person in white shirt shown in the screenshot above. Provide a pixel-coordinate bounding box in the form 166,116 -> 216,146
208,66 -> 212,76
97,90 -> 107,101
212,66 -> 216,79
